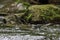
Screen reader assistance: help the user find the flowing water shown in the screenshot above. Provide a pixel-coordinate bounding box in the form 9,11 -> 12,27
0,24 -> 60,40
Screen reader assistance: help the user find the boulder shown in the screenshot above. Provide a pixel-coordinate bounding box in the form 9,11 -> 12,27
23,5 -> 60,24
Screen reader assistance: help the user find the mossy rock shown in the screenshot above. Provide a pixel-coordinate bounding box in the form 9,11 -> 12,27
14,13 -> 25,18
23,5 -> 60,23
5,24 -> 15,27
20,24 -> 32,30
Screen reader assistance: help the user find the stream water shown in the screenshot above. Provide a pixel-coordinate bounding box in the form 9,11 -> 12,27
0,24 -> 60,40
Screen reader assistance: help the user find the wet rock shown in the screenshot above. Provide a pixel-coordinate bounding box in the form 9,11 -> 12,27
17,3 -> 26,10
6,3 -> 27,13
0,4 -> 4,8
0,16 -> 7,24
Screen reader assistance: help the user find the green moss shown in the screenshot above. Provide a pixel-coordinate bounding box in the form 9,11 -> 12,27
23,5 -> 60,23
